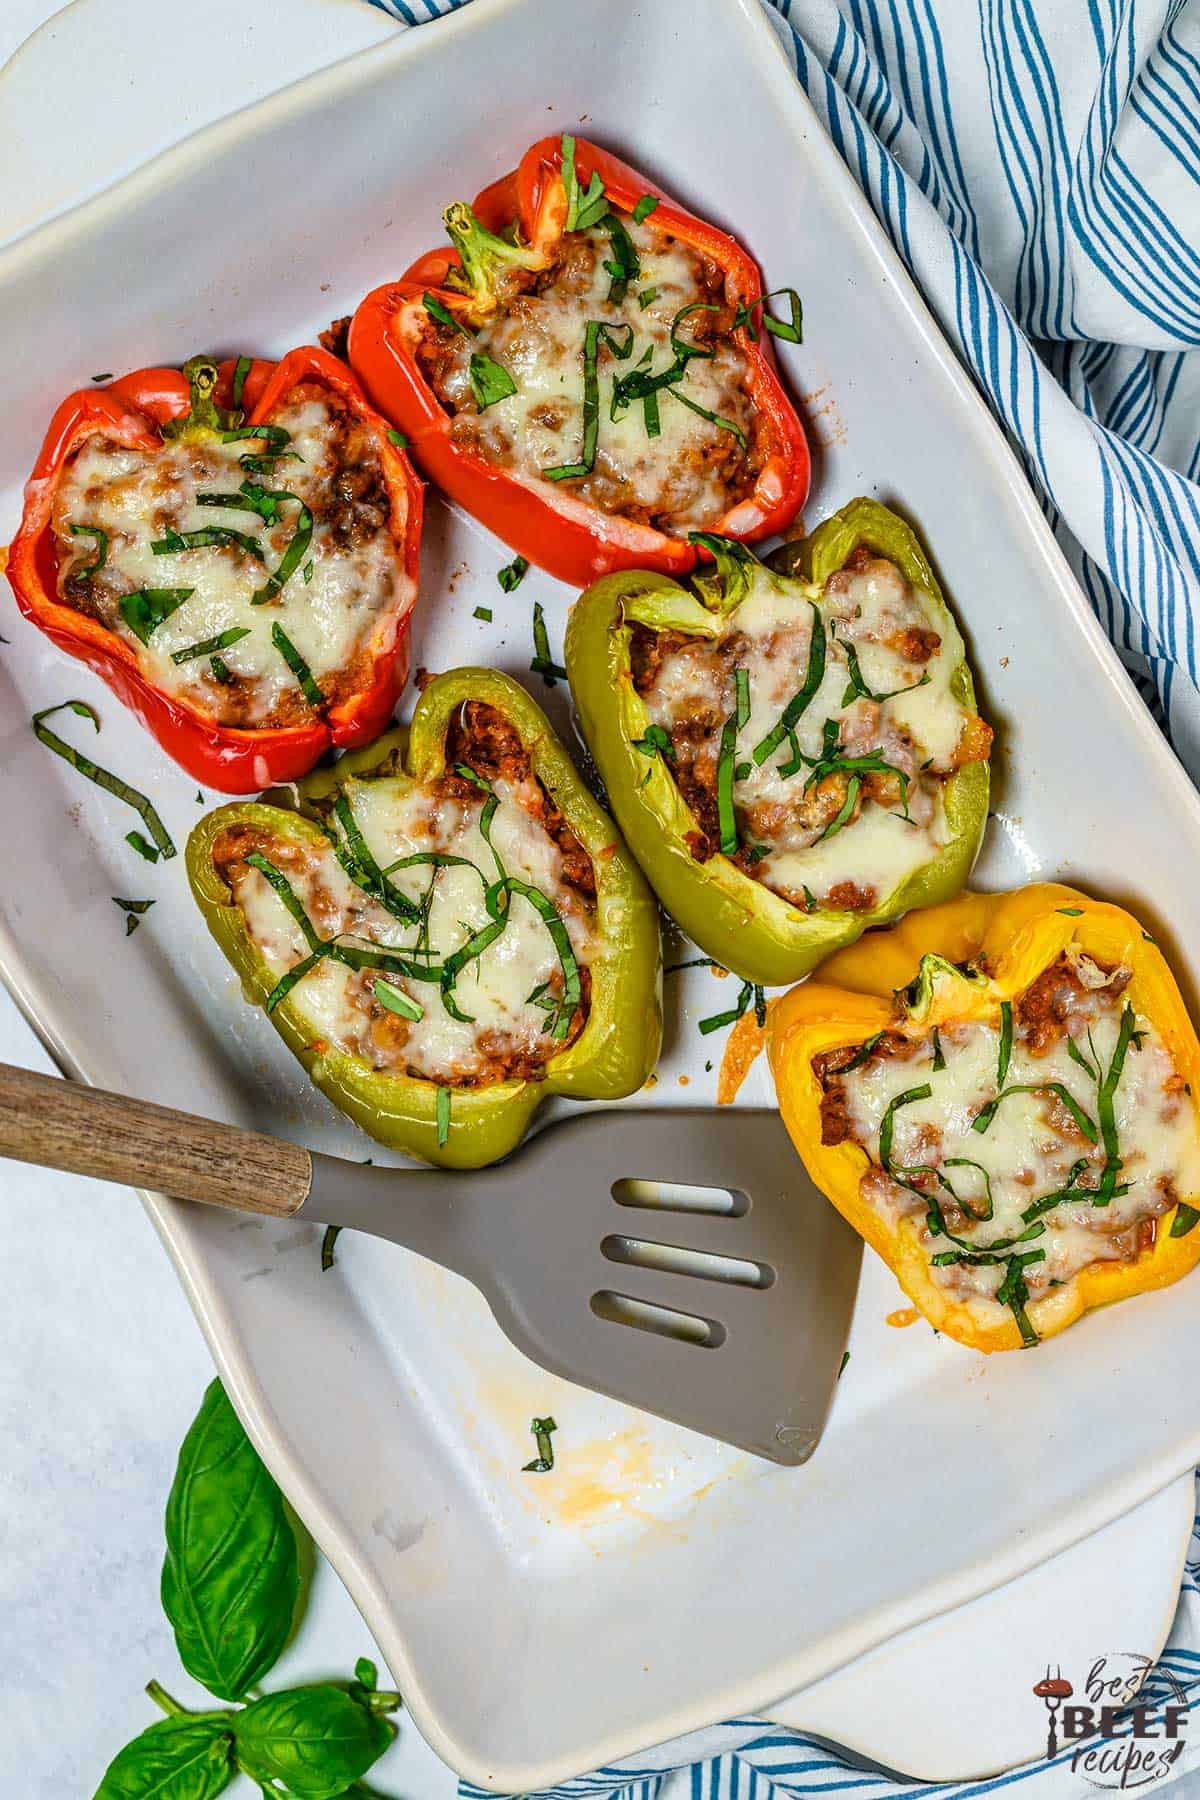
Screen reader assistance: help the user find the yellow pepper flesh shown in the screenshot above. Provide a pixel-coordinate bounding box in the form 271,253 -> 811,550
768,884 -> 1200,1351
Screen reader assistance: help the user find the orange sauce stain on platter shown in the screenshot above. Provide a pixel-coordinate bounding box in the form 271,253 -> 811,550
886,1306 -> 920,1328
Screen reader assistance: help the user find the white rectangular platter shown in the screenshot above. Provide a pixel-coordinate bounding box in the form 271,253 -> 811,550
3,0 -> 1200,1789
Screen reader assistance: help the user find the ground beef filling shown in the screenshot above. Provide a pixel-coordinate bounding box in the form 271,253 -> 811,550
813,954 -> 1193,1298
417,220 -> 765,532
213,705 -> 595,1089
53,382 -> 397,730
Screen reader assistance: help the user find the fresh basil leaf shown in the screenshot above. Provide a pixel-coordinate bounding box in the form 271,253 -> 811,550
161,1379 -> 302,1702
233,1683 -> 398,1799
93,1714 -> 235,1800
632,194 -> 659,224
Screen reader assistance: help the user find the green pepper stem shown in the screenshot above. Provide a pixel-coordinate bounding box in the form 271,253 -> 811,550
443,202 -> 543,313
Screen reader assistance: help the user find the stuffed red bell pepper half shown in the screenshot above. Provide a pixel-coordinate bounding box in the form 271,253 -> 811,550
349,134 -> 809,586
7,348 -> 423,793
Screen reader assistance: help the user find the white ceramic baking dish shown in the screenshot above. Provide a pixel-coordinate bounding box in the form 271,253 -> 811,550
3,0 -> 1200,1789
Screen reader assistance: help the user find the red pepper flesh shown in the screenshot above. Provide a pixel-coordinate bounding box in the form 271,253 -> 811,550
348,135 -> 809,587
7,347 -> 424,793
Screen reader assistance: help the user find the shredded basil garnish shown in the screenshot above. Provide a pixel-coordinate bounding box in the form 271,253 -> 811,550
638,286 -> 659,310
1093,1003 -> 1136,1204
171,627 -> 251,665
543,320 -> 633,480
1056,906 -> 1084,916
600,211 -> 641,304
715,667 -> 749,856
220,423 -> 291,446
210,656 -> 232,684
1170,1203 -> 1200,1238
840,641 -> 931,708
732,286 -> 804,344
753,603 -> 825,764
270,624 -> 323,708
522,1414 -> 557,1472
252,497 -> 314,605
1066,1035 -> 1098,1080
68,523 -> 109,578
469,351 -> 517,411
125,830 -> 160,863
837,1031 -> 883,1074
230,355 -> 253,411
972,1083 -> 1098,1143
473,605 -> 492,622
120,587 -> 195,645
931,1027 -> 946,1072
698,979 -> 754,1036
332,793 -> 421,924
632,195 -> 659,225
997,1001 -> 1013,1087
320,1224 -> 341,1270
530,600 -> 567,684
423,291 -> 472,336
561,135 -> 608,231
374,978 -> 424,1022
152,525 -> 265,561
879,1084 -> 933,1170
669,386 -> 748,449
996,1252 -> 1044,1347
436,1085 -> 452,1147
32,701 -> 176,858
497,555 -> 529,593
386,428 -> 408,448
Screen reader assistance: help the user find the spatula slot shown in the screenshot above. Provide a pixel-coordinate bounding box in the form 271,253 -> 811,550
601,1235 -> 774,1290
590,1290 -> 727,1348
611,1177 -> 749,1217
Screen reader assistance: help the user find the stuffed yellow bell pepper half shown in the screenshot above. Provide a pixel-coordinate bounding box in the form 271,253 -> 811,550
565,498 -> 992,987
188,668 -> 662,1168
769,885 -> 1200,1351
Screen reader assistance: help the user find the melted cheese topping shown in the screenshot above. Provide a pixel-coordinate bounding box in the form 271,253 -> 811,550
832,957 -> 1200,1332
429,217 -> 758,531
230,777 -> 595,1086
641,556 -> 981,910
54,393 -> 406,729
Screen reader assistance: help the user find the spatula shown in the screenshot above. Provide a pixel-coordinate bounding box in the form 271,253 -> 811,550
0,1061 -> 861,1464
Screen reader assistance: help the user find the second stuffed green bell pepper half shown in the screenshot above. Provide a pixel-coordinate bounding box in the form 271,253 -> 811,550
188,667 -> 662,1168
565,499 -> 992,987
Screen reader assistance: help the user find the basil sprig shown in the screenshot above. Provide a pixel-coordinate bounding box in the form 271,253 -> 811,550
95,1377 -> 404,1797
161,1380 -> 299,1701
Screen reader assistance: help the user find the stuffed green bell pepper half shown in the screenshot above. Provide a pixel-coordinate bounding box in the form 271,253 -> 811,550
564,498 -> 992,986
188,667 -> 662,1167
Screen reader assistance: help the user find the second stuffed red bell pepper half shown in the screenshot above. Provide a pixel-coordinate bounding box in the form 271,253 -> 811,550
348,134 -> 809,587
7,348 -> 423,793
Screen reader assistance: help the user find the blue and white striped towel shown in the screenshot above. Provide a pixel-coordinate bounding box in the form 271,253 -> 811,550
367,1 -> 1200,1794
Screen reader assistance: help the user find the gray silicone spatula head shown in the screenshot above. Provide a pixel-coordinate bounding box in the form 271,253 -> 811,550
309,1107 -> 862,1465
0,1063 -> 861,1468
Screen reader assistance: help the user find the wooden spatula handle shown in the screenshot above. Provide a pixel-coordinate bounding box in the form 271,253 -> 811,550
0,1061 -> 312,1216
